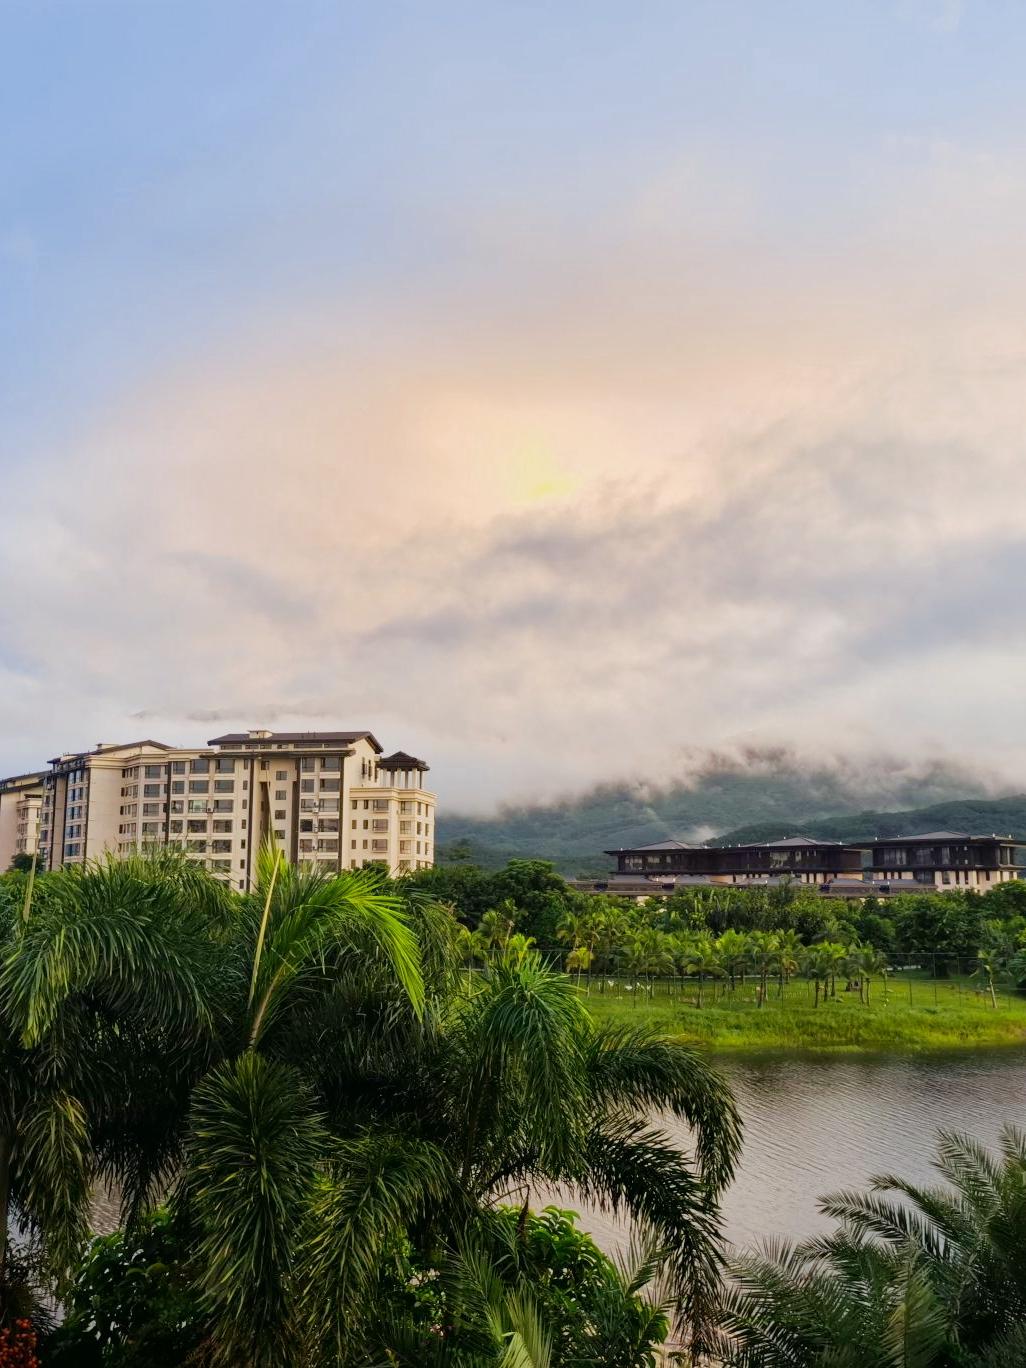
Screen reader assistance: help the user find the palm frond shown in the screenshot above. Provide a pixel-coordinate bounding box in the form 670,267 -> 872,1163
185,1053 -> 328,1367
583,1023 -> 742,1192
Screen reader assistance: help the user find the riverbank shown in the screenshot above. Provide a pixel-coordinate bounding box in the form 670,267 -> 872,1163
579,975 -> 1026,1053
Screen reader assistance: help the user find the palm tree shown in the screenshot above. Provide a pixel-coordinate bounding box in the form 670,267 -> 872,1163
474,903 -> 518,960
746,932 -> 781,1008
0,852 -> 230,1298
717,930 -> 750,994
973,949 -> 999,1008
855,944 -> 889,1006
565,943 -> 593,989
775,930 -> 802,998
717,1126 -> 1026,1366
4,851 -> 743,1364
678,935 -> 722,1008
801,943 -> 828,1008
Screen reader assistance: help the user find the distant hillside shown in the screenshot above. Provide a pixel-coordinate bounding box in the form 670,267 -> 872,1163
713,796 -> 1026,848
435,753 -> 1004,873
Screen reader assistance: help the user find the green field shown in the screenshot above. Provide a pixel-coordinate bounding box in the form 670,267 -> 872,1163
577,973 -> 1026,1054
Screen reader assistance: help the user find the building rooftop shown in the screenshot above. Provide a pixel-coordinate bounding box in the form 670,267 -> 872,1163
871,830 -> 994,843
378,750 -> 429,771
208,730 -> 383,752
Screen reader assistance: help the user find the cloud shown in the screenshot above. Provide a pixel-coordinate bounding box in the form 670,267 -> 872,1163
4,128 -> 1026,805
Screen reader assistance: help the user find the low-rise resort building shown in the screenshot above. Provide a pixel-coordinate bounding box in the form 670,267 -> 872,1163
574,831 -> 1026,899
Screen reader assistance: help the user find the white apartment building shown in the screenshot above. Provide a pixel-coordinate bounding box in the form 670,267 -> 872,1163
0,730 -> 435,891
0,770 -> 46,865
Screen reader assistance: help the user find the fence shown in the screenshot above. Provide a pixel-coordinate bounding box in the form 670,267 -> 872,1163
467,947 -> 1020,1010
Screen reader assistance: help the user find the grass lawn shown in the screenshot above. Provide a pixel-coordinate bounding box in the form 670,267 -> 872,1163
576,973 -> 1026,1054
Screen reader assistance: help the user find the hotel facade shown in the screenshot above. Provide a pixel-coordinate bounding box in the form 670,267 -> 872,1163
580,830 -> 1026,898
0,729 -> 435,891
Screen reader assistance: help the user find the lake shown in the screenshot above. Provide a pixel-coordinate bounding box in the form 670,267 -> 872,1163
575,1048 -> 1026,1254
90,1050 -> 1026,1254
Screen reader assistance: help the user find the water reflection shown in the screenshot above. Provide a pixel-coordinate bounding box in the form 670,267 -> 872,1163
555,1049 -> 1026,1255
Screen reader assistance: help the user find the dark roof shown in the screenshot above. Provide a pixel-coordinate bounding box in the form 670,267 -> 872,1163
0,769 -> 48,788
871,830 -> 976,844
761,835 -> 843,849
208,730 -> 382,753
604,839 -> 701,854
49,739 -> 173,764
378,750 -> 429,771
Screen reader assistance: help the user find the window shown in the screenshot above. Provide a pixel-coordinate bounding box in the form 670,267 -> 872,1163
274,829 -> 286,840
300,758 -> 315,772
191,758 -> 209,774
301,779 -> 314,793
371,839 -> 388,852
213,779 -> 234,793
170,800 -> 184,814
372,799 -> 388,812
188,820 -> 207,833
187,840 -> 207,853
351,800 -> 358,810
171,781 -> 185,794
275,789 -> 286,801
171,761 -> 186,774
189,780 -> 209,794
322,756 -> 340,772
169,820 -> 183,834
275,770 -> 288,781
372,819 -> 388,832
212,819 -> 233,833
142,802 -> 160,816
400,821 -> 412,835
141,822 -> 159,836
213,799 -> 233,813
274,809 -> 286,820
212,840 -> 231,853
321,778 -> 340,793
215,757 -> 234,773
188,800 -> 208,814
144,764 -> 163,779
300,819 -> 313,832
143,783 -> 161,797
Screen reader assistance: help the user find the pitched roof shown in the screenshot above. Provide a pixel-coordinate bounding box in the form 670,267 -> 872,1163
761,835 -> 843,848
874,830 -> 973,843
604,839 -> 701,854
378,750 -> 429,771
208,730 -> 382,752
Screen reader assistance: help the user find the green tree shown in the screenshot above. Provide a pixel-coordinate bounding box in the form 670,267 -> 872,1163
5,851 -> 742,1364
718,1126 -> 1026,1366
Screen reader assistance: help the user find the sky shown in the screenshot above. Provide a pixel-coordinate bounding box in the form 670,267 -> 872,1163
3,0 -> 1026,808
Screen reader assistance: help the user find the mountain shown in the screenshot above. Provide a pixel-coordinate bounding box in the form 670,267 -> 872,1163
712,796 -> 1026,848
435,751 -> 1010,873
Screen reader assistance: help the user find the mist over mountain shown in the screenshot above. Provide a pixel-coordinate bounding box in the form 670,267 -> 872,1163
436,748 -> 1012,873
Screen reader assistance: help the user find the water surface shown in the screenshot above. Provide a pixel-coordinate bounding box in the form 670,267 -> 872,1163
577,1049 -> 1026,1253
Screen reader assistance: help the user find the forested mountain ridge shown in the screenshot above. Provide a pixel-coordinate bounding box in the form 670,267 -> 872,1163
435,754 -> 1013,873
712,795 -> 1026,848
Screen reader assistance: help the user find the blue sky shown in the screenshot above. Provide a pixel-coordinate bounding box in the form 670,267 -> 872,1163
3,2 -> 1026,805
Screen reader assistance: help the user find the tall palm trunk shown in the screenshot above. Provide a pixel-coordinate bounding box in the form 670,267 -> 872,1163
814,979 -> 821,1008
696,972 -> 703,1008
0,1131 -> 11,1275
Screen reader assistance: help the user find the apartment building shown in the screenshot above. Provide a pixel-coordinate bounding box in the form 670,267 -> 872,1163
0,729 -> 434,890
0,770 -> 47,865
